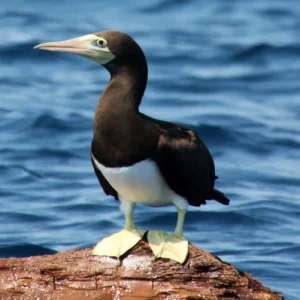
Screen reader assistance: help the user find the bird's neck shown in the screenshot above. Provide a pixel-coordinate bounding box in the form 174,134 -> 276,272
98,63 -> 148,113
93,63 -> 148,152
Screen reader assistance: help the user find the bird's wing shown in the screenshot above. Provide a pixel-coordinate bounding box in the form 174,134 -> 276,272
152,122 -> 216,206
91,143 -> 119,201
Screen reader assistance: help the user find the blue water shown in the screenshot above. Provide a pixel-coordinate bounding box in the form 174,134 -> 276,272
1,0 -> 299,298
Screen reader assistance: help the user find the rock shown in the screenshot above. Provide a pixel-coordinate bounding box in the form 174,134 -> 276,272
0,241 -> 283,299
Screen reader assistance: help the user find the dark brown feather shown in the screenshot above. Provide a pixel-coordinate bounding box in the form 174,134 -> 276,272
91,142 -> 118,200
151,120 -> 216,206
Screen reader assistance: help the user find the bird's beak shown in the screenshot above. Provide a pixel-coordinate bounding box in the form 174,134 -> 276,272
34,34 -> 115,65
34,36 -> 90,54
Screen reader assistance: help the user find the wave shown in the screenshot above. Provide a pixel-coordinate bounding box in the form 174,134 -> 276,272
0,244 -> 56,258
138,0 -> 193,13
1,211 -> 55,223
231,43 -> 300,62
30,113 -> 72,131
1,10 -> 51,24
193,123 -> 239,146
27,112 -> 91,133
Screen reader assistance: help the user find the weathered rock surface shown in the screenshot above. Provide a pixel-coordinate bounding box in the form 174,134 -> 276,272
0,241 -> 283,299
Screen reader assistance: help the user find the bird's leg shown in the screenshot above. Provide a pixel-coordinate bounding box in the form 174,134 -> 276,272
174,208 -> 186,235
147,208 -> 189,264
93,199 -> 146,258
124,201 -> 136,230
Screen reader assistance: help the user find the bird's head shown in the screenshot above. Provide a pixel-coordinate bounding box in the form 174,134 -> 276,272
34,30 -> 146,73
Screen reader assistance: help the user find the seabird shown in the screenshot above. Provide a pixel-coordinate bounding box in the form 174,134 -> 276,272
34,31 -> 230,263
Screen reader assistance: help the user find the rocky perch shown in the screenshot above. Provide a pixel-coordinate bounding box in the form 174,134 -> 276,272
0,241 -> 283,300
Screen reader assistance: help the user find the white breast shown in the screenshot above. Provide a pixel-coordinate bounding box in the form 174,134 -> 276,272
92,155 -> 188,208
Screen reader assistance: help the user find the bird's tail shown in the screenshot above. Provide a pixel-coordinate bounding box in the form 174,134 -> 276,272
211,189 -> 230,205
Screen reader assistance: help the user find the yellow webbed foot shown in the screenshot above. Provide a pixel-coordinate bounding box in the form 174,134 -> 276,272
93,228 -> 146,258
147,230 -> 189,264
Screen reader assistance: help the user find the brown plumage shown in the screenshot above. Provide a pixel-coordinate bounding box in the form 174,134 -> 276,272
87,31 -> 229,207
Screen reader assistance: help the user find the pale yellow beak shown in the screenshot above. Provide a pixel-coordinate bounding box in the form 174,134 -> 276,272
34,38 -> 88,53
34,34 -> 115,65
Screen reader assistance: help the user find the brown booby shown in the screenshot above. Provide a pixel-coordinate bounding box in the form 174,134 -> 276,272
34,31 -> 230,264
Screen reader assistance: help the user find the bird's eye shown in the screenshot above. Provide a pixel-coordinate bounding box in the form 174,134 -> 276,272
97,39 -> 106,47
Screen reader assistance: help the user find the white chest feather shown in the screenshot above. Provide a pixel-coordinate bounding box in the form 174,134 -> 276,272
92,156 -> 187,208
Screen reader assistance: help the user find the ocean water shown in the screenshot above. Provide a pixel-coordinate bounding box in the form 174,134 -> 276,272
1,0 -> 300,298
